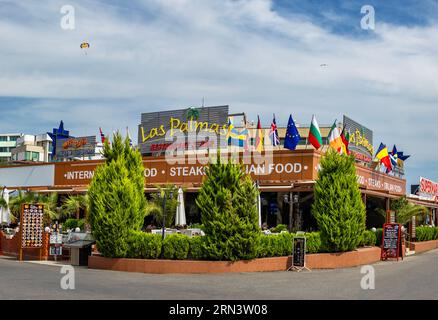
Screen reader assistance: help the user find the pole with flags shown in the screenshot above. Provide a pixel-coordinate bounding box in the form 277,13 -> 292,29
308,115 -> 323,150
255,115 -> 264,153
126,127 -> 133,148
269,114 -> 280,149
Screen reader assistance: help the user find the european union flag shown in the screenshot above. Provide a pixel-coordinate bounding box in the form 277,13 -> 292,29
284,115 -> 300,151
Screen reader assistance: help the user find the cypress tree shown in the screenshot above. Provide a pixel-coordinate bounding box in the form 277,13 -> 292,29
88,132 -> 146,258
196,156 -> 260,261
312,150 -> 366,252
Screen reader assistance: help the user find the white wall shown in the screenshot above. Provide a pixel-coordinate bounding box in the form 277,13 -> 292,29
0,164 -> 54,188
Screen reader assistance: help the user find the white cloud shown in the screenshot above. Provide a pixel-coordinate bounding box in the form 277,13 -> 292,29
0,0 -> 438,185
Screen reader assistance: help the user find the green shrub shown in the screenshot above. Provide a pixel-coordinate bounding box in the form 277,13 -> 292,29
258,235 -> 271,258
271,224 -> 288,233
416,226 -> 438,242
63,218 -> 86,231
312,150 -> 366,252
188,236 -> 205,260
63,218 -> 78,230
77,219 -> 86,231
88,133 -> 147,258
360,230 -> 377,247
196,158 -> 260,261
126,230 -> 162,259
305,232 -> 322,254
375,228 -> 383,247
434,227 -> 438,240
163,234 -> 190,260
257,232 -> 293,258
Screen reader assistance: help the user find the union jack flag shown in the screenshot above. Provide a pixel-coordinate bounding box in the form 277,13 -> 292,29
270,114 -> 280,146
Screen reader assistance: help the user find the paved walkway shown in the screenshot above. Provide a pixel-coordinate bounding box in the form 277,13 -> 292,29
0,250 -> 437,299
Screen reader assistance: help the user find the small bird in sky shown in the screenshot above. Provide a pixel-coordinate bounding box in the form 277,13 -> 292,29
320,64 -> 328,67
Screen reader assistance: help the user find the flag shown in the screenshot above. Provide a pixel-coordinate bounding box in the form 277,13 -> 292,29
126,127 -> 133,147
308,115 -> 323,150
99,127 -> 106,144
398,152 -> 410,161
227,117 -> 248,148
284,115 -> 301,151
375,143 -> 392,172
389,145 -> 398,168
227,117 -> 234,140
340,125 -> 350,155
328,120 -> 344,153
269,114 -> 280,146
255,115 -> 264,152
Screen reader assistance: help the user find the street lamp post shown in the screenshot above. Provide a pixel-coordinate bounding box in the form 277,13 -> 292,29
161,193 -> 167,243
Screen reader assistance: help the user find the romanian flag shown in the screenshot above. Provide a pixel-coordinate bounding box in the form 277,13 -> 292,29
375,143 -> 392,172
255,115 -> 264,152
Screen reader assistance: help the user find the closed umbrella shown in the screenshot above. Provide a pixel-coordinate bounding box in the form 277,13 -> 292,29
175,187 -> 186,226
0,188 -> 11,225
256,182 -> 261,228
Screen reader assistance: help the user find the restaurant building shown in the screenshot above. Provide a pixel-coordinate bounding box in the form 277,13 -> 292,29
1,106 -> 437,230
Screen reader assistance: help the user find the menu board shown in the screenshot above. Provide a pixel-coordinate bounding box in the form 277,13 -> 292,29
20,204 -> 44,248
380,223 -> 402,261
293,236 -> 306,268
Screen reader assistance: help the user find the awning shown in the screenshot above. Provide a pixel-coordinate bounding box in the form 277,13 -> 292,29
360,189 -> 401,200
407,197 -> 438,209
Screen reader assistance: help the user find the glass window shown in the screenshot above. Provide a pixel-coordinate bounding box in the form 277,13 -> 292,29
0,137 -> 7,142
25,151 -> 31,160
32,152 -> 39,161
9,136 -> 20,142
0,147 -> 7,152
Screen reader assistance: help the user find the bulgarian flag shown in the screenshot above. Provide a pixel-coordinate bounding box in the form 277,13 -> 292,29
255,115 -> 264,152
308,115 -> 323,150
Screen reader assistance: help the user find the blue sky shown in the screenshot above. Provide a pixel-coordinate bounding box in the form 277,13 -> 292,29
1,0 -> 438,188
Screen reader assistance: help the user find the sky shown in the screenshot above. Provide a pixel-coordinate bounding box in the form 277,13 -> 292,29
1,0 -> 438,188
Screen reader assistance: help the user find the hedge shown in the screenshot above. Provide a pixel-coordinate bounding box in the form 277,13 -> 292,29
258,232 -> 293,258
124,229 -> 382,260
359,230 -> 377,247
305,232 -> 322,254
163,233 -> 190,260
188,236 -> 205,260
415,226 -> 438,242
375,228 -> 383,247
126,231 -> 162,259
63,218 -> 86,231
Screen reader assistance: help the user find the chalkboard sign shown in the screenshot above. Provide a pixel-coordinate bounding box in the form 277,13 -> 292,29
293,236 -> 306,268
380,223 -> 403,261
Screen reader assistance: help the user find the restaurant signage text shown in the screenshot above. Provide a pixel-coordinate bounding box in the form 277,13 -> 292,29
56,136 -> 96,159
419,177 -> 438,201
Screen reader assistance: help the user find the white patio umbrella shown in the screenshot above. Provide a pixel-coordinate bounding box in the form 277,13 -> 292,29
175,187 -> 186,226
0,188 -> 11,225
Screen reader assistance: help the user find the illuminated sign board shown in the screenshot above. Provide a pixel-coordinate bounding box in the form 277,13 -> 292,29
343,115 -> 374,163
138,106 -> 229,155
56,136 -> 96,159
